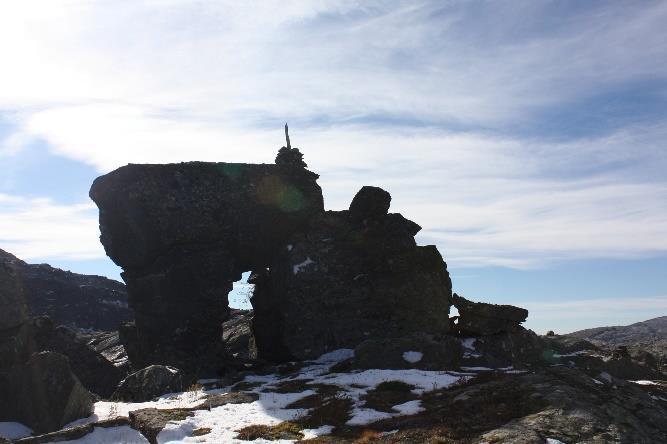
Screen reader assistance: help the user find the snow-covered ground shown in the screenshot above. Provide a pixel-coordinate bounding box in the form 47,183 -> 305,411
2,348 -> 475,443
0,422 -> 33,440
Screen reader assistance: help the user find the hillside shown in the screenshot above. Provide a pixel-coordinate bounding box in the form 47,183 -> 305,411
0,248 -> 131,331
567,316 -> 667,364
567,316 -> 667,344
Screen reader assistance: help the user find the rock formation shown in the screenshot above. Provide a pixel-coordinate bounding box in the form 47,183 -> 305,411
252,188 -> 453,361
90,160 -> 324,373
451,293 -> 528,335
0,248 -> 130,331
0,263 -> 94,433
90,148 -> 456,372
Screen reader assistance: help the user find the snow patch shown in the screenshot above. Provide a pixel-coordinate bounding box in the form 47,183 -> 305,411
460,338 -> 476,350
301,425 -> 334,440
62,349 -> 468,443
460,337 -> 481,358
402,351 -> 423,364
58,426 -> 148,444
292,257 -> 315,275
346,407 -> 393,425
631,380 -> 660,386
393,400 -> 423,415
0,422 -> 32,440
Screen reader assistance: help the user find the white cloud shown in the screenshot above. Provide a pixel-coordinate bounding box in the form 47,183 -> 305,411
0,1 -> 666,267
0,193 -> 103,261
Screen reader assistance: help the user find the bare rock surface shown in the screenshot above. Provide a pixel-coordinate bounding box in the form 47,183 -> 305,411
29,317 -> 123,398
112,365 -> 184,402
452,293 -> 528,335
0,262 -> 27,330
12,351 -> 94,434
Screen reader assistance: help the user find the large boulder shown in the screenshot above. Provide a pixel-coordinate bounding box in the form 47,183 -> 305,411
90,161 -> 324,374
348,185 -> 391,223
252,187 -> 453,361
452,293 -> 528,336
112,365 -> 184,402
13,351 -> 94,434
31,316 -> 123,398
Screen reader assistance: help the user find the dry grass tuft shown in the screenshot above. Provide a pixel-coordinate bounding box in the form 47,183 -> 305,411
191,427 -> 212,436
236,421 -> 304,441
263,378 -> 315,393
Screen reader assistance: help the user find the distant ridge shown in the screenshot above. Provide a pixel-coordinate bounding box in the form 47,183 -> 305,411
567,316 -> 667,344
0,247 -> 131,330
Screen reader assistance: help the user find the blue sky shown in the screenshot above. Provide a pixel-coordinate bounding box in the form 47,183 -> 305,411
1,0 -> 666,333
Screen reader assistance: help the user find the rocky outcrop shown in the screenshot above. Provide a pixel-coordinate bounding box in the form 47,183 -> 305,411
76,329 -> 130,371
112,365 -> 184,402
452,293 -> 528,335
0,264 -> 96,433
542,334 -> 665,381
0,248 -> 130,331
566,316 -> 667,372
30,317 -> 123,398
252,187 -> 452,361
90,160 -> 324,374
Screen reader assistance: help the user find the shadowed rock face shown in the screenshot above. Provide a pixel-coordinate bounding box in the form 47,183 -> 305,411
452,293 -> 528,336
0,262 -> 27,330
90,161 -> 324,373
0,265 -> 94,433
252,188 -> 453,361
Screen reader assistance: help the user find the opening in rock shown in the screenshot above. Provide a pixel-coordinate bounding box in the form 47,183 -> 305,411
228,272 -> 254,310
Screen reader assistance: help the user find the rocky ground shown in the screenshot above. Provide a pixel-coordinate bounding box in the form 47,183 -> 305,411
2,342 -> 666,444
